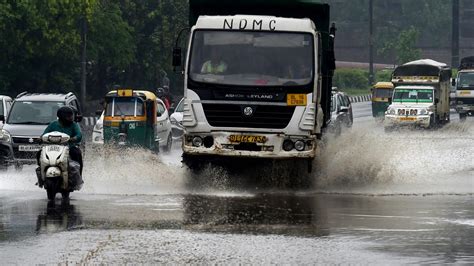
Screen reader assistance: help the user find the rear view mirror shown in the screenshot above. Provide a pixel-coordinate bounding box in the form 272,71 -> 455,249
169,107 -> 175,113
95,109 -> 103,116
451,78 -> 456,86
172,47 -> 182,69
75,114 -> 83,123
0,115 -> 4,123
157,112 -> 163,117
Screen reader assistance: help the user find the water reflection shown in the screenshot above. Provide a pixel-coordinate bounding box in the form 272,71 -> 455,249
183,193 -> 329,236
36,200 -> 83,233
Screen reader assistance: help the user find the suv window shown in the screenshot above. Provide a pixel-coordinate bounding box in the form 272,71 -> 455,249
157,102 -> 166,116
7,101 -> 64,125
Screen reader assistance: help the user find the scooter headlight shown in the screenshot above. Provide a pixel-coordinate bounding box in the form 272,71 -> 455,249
0,129 -> 11,143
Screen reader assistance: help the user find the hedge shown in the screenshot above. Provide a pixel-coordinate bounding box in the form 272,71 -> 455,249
332,68 -> 393,91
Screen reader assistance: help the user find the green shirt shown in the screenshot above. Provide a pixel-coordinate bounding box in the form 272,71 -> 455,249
43,120 -> 82,146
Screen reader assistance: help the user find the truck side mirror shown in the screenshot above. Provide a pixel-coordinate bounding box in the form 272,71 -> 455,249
172,47 -> 182,69
452,78 -> 456,86
95,109 -> 103,116
0,115 -> 4,123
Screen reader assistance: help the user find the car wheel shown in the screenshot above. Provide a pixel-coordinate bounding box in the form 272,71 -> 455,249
163,134 -> 172,153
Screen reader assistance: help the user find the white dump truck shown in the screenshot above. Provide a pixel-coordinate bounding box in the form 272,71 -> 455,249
172,0 -> 336,173
384,59 -> 451,130
453,56 -> 474,120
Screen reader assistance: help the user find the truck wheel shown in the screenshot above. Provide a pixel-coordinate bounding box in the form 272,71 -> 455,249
14,163 -> 23,171
460,113 -> 467,121
163,134 -> 173,153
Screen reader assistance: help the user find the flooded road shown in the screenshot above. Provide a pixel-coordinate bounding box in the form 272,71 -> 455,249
0,102 -> 473,263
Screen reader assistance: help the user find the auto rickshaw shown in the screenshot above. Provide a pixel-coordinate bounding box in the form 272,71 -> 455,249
102,89 -> 159,151
371,82 -> 394,118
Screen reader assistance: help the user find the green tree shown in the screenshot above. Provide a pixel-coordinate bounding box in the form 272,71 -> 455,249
380,27 -> 421,65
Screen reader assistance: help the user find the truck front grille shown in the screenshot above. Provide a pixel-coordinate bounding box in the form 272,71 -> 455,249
202,104 -> 295,129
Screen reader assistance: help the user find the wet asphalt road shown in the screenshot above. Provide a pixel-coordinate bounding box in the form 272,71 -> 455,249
0,102 -> 473,264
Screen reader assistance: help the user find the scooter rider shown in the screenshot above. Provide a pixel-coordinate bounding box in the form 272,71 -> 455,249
38,106 -> 83,174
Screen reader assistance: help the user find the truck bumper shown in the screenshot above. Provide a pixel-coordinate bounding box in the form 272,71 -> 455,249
455,105 -> 474,115
183,132 -> 317,159
384,115 -> 431,128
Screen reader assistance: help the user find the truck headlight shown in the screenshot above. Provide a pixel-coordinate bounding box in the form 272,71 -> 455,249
387,107 -> 396,115
0,129 -> 12,143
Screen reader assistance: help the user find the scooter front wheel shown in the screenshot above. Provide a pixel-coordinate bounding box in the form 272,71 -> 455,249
46,188 -> 56,201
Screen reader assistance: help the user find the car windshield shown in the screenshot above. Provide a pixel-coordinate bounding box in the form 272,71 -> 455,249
7,101 -> 64,125
189,30 -> 314,87
374,88 -> 392,98
458,72 -> 474,90
105,97 -> 144,117
393,89 -> 433,103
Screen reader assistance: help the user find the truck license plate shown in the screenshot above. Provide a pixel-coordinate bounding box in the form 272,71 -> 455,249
400,117 -> 416,121
18,145 -> 41,152
229,135 -> 267,143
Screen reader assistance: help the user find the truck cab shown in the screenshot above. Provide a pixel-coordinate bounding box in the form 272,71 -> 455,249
384,59 -> 451,130
182,15 -> 321,160
453,56 -> 474,120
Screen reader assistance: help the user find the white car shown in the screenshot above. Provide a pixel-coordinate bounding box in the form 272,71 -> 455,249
92,112 -> 104,145
92,99 -> 172,151
156,98 -> 173,151
170,98 -> 184,140
0,95 -> 13,127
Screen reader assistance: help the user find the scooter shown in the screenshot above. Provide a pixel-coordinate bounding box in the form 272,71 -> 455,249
36,132 -> 83,200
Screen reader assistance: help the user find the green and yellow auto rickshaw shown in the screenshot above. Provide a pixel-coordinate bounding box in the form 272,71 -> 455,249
103,89 -> 159,151
371,82 -> 394,117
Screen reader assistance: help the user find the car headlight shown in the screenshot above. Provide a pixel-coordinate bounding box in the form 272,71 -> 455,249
419,109 -> 428,115
170,117 -> 178,125
0,129 -> 12,143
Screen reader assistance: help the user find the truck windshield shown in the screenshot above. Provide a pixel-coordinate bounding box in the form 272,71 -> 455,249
374,88 -> 392,98
7,101 -> 64,125
105,98 -> 144,117
393,89 -> 433,103
458,72 -> 474,90
189,30 -> 314,86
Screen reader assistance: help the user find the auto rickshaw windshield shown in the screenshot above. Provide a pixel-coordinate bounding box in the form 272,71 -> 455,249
105,97 -> 145,117
374,88 -> 392,98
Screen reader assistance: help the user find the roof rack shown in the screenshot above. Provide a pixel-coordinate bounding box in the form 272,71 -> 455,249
16,91 -> 28,98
